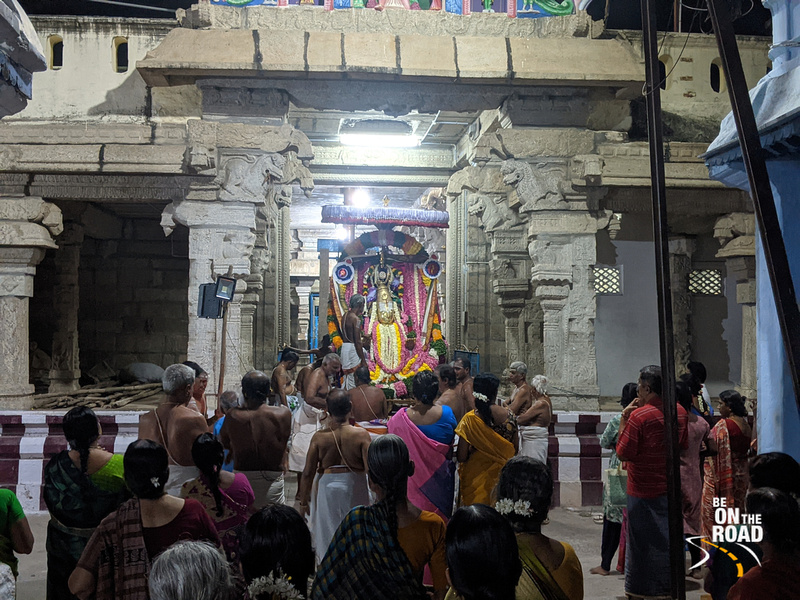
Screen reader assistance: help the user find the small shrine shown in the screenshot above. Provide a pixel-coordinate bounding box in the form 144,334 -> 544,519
322,205 -> 449,396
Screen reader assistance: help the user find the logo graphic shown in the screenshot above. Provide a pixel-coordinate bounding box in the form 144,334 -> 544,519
688,497 -> 762,576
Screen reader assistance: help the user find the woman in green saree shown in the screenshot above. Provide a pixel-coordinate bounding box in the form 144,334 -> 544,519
43,407 -> 128,600
495,456 -> 583,600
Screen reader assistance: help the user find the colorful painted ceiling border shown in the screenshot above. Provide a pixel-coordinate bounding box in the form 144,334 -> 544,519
209,0 -> 575,18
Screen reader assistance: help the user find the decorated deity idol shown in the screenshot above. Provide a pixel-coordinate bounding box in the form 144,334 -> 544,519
327,227 -> 447,397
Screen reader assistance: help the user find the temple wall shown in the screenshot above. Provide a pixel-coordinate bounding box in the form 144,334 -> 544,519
690,235 -> 741,394
29,218 -> 190,375
594,213 -> 743,399
595,224 -> 661,397
11,17 -> 177,122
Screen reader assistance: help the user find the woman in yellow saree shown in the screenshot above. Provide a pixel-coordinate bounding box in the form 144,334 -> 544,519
455,373 -> 518,506
496,456 -> 584,600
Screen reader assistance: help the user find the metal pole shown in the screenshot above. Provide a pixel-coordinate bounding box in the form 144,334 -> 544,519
640,0 -> 686,597
704,0 -> 800,410
217,301 -> 229,399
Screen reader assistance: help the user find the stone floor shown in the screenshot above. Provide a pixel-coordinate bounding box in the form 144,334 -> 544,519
16,493 -> 709,600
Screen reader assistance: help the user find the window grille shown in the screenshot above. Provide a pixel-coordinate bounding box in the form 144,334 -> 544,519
593,266 -> 622,295
689,269 -> 723,295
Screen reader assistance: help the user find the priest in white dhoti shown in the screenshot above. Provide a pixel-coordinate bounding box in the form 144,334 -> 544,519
517,374 -> 552,464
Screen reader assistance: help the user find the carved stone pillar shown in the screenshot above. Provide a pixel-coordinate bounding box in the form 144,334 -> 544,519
669,238 -> 695,376
489,227 -> 531,366
240,272 -> 261,373
529,229 -> 604,409
162,182 -> 258,400
0,197 -> 63,408
49,222 -> 85,393
275,207 -> 292,353
163,141 -> 314,396
714,213 -> 757,399
445,193 -> 467,351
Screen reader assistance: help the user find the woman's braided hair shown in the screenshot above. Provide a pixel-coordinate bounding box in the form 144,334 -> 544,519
62,407 -> 101,507
367,434 -> 412,540
495,456 -> 553,531
473,373 -> 500,427
191,433 -> 225,518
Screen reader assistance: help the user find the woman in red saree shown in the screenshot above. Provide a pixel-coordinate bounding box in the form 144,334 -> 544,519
701,390 -> 752,541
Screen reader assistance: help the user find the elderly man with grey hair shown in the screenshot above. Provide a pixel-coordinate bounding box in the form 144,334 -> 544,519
516,373 -> 552,464
505,361 -> 533,414
138,363 -> 209,495
149,541 -> 235,600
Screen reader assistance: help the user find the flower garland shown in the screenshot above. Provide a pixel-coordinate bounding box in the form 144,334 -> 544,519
247,571 -> 303,600
332,257 -> 446,387
327,304 -> 343,349
495,498 -> 536,518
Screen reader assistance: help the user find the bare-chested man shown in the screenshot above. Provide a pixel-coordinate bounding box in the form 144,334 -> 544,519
435,364 -> 467,423
299,389 -> 371,562
138,363 -> 209,496
341,294 -> 368,390
453,357 -> 475,416
288,353 -> 342,498
271,350 -> 299,408
505,361 -> 533,416
219,370 -> 292,508
517,373 -> 552,464
292,335 -> 334,401
348,366 -> 387,422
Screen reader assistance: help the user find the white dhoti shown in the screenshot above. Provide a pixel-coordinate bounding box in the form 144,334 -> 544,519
310,470 -> 370,563
519,425 -> 549,464
165,464 -> 200,497
340,342 -> 360,390
288,395 -> 325,473
239,470 -> 284,508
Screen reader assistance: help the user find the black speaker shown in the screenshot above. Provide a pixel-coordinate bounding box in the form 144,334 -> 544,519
198,283 -> 223,319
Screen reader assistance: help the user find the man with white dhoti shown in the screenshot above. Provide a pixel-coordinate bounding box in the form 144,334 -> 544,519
138,364 -> 207,496
517,374 -> 552,464
289,354 -> 341,503
340,294 -> 367,390
298,389 -> 371,562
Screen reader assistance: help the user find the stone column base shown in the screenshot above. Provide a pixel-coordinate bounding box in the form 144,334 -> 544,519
0,385 -> 36,409
48,370 -> 82,393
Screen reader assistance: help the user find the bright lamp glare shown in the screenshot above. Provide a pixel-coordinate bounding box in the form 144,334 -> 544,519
339,133 -> 421,148
335,226 -> 350,241
352,188 -> 370,207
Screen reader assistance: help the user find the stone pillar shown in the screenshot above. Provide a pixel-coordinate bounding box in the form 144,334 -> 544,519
489,228 -> 531,366
0,197 -> 63,408
445,192 -> 467,351
49,222 -> 85,392
162,182 -> 257,399
240,273 -> 260,371
669,237 -> 695,376
714,213 -> 757,399
275,207 -> 292,352
529,230 -> 603,409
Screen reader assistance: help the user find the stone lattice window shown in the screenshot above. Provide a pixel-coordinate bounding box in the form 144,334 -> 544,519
689,269 -> 723,295
593,266 -> 622,295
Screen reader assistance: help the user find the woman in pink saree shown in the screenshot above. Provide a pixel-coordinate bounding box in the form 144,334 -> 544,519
388,371 -> 456,522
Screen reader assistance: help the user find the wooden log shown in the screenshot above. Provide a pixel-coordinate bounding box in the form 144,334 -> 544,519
33,383 -> 161,400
